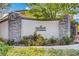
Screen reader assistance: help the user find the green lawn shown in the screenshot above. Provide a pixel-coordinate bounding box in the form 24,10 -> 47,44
6,47 -> 79,56
0,42 -> 79,56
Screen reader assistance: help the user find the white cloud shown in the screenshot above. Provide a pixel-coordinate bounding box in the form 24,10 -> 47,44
25,7 -> 30,10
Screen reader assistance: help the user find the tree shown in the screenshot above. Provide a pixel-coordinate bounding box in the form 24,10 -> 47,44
27,3 -> 79,20
0,3 -> 9,9
0,3 -> 10,18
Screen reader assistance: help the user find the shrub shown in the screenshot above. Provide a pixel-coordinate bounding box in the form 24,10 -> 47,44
0,42 -> 11,56
34,34 -> 46,46
0,37 -> 4,42
21,36 -> 34,46
46,37 -> 57,46
6,47 -> 46,56
46,36 -> 74,45
21,33 -> 46,46
7,39 -> 14,46
21,32 -> 74,46
61,37 -> 74,45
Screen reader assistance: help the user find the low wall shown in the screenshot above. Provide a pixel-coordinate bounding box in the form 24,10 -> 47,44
0,12 -> 70,42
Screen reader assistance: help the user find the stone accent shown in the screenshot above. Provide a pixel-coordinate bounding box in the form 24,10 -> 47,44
59,15 -> 70,39
8,12 -> 21,42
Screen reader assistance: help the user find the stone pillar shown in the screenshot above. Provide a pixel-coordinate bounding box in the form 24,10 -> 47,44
59,15 -> 70,39
64,15 -> 70,37
8,12 -> 21,43
59,21 -> 66,39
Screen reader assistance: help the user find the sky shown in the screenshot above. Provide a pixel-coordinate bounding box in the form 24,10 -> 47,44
8,3 -> 30,12
74,14 -> 79,23
0,3 -> 30,19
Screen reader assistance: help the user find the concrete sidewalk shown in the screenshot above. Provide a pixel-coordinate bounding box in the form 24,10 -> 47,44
12,44 -> 79,50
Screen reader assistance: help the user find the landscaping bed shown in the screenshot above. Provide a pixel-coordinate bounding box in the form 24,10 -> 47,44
0,32 -> 74,46
0,33 -> 78,56
0,41 -> 79,56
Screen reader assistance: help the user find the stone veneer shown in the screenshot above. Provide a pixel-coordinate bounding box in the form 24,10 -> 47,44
8,12 -> 21,42
59,15 -> 70,39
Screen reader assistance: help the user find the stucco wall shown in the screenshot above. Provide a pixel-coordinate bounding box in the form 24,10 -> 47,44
0,21 -> 8,40
21,20 -> 59,39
